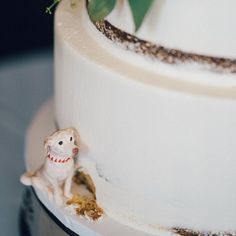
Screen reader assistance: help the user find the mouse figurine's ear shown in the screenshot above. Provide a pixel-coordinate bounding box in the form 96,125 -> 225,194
44,136 -> 52,154
44,129 -> 60,152
71,128 -> 80,146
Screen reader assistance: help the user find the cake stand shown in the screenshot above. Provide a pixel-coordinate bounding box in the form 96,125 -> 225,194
19,99 -> 154,236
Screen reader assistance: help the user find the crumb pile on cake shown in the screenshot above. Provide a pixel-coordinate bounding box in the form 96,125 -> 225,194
67,171 -> 103,221
67,193 -> 103,221
54,0 -> 236,235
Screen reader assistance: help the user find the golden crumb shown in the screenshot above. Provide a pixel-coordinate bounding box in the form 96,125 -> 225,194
67,195 -> 103,221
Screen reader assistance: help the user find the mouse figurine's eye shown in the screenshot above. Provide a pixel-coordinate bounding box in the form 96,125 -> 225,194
70,137 -> 73,142
58,141 -> 63,145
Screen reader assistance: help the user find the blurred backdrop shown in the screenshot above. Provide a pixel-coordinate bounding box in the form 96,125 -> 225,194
0,0 -> 53,59
0,1 -> 54,235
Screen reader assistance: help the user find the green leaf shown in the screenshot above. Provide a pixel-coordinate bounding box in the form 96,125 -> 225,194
88,0 -> 116,22
128,0 -> 154,32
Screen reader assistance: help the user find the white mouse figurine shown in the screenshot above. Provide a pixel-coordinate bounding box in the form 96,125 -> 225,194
21,128 -> 79,205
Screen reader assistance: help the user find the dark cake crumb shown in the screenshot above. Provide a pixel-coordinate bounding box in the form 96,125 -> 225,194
172,227 -> 236,236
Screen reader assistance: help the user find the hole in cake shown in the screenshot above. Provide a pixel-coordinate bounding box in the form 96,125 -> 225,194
73,170 -> 96,197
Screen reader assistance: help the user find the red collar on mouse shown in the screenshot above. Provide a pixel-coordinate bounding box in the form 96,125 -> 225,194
47,154 -> 72,163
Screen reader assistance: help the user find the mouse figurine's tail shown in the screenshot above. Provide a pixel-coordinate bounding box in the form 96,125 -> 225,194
20,172 -> 43,190
20,172 -> 34,186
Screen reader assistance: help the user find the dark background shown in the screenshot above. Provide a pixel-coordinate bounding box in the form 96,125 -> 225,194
0,2 -> 54,235
0,0 -> 54,59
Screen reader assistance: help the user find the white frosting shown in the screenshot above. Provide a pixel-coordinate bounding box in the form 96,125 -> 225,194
55,0 -> 236,234
106,0 -> 236,59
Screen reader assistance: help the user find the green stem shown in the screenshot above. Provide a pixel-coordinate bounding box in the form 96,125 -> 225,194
46,0 -> 61,14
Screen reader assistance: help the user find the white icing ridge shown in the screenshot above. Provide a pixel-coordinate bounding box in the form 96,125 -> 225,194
106,0 -> 236,59
55,0 -> 236,234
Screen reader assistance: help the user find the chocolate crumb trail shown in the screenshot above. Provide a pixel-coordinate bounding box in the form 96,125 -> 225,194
94,20 -> 236,73
172,228 -> 236,236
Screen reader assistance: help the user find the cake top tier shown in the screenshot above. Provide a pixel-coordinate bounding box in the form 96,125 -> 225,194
106,0 -> 236,59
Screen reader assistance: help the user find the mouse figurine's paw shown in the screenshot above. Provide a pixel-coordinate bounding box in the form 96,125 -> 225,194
64,192 -> 73,199
55,195 -> 64,206
46,188 -> 54,202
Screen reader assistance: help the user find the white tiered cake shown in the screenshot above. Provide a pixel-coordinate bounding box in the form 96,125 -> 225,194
54,0 -> 236,235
